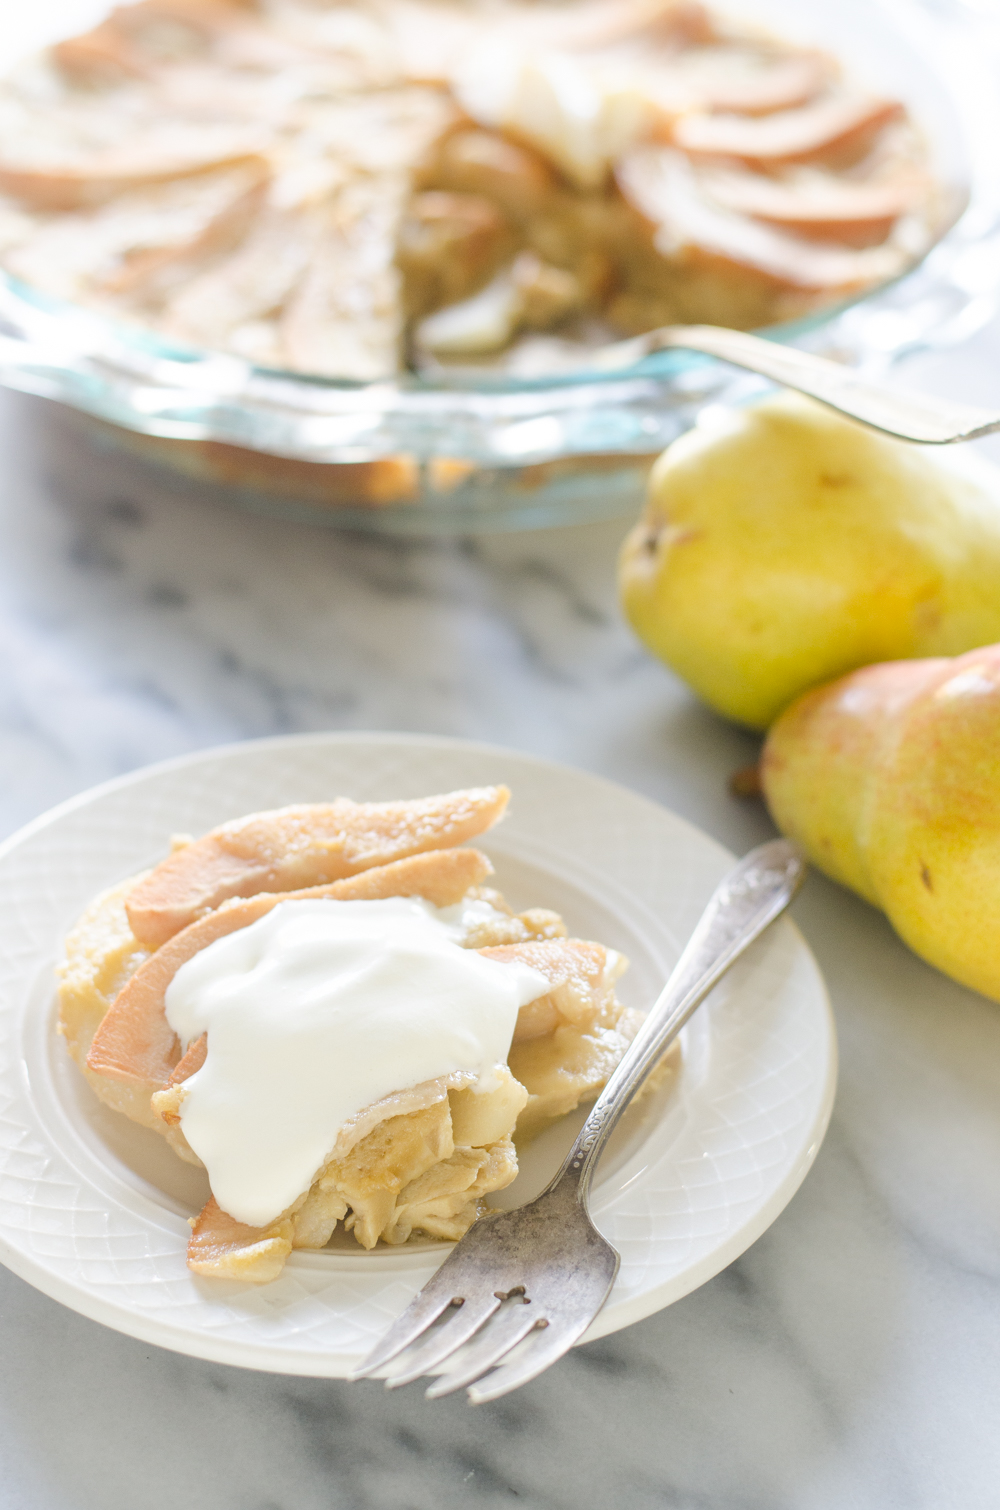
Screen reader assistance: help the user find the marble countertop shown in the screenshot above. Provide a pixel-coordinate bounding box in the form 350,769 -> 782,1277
1,319 -> 1000,1510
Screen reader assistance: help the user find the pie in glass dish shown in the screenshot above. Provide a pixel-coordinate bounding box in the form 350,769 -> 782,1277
0,0 -> 942,381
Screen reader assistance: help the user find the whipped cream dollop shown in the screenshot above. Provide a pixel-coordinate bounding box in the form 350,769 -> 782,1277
164,897 -> 549,1227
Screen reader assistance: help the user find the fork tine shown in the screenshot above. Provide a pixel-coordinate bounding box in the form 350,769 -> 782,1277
350,1283 -> 463,1380
424,1304 -> 546,1399
466,1319 -> 584,1403
384,1292 -> 501,1389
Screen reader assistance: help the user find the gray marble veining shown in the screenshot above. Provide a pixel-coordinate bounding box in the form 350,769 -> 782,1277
1,320 -> 1000,1509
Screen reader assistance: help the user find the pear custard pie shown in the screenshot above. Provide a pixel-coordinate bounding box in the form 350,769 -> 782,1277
58,786 -> 641,1283
0,0 -> 942,378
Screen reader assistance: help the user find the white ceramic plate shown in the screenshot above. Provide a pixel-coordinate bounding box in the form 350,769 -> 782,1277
0,733 -> 835,1376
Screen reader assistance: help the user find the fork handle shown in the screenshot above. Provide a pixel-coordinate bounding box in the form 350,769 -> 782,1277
553,837 -> 806,1205
601,325 -> 1000,445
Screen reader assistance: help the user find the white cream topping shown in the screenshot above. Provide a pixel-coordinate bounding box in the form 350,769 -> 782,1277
164,897 -> 549,1228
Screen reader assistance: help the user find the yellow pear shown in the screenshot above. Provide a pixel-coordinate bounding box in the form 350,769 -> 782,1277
619,391 -> 1000,729
761,643 -> 1000,1001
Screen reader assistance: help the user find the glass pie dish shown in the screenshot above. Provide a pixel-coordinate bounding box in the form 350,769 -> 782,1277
0,0 -> 998,534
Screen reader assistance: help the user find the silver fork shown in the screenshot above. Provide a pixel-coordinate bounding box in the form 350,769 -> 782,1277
350,837 -> 806,1404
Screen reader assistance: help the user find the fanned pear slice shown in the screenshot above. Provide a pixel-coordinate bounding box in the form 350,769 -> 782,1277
89,847 -> 493,1092
187,1198 -> 296,1285
480,937 -> 628,1042
0,125 -> 269,214
125,785 -> 509,948
616,148 -> 906,315
53,0 -> 258,83
673,93 -> 904,166
679,50 -> 829,117
702,165 -> 929,248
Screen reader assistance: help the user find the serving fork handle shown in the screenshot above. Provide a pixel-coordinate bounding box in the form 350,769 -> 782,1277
597,325 -> 1000,446
554,838 -> 806,1207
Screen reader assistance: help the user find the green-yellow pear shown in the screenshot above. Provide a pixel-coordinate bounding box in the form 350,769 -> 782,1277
619,391 -> 1000,729
761,642 -> 1000,1002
